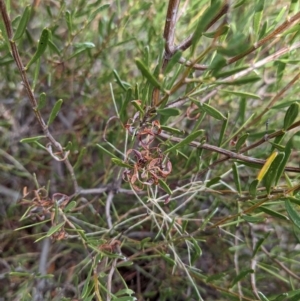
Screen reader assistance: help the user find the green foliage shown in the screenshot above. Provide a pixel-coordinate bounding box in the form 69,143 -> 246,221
1,0 -> 300,300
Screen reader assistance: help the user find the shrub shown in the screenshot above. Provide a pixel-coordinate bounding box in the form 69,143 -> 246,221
1,0 -> 300,300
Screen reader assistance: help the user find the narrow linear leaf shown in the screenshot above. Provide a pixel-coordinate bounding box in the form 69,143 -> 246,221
13,5 -> 31,41
230,269 -> 254,288
263,152 -> 285,194
218,112 -> 229,146
158,178 -> 172,195
73,147 -> 87,170
232,163 -> 241,194
111,158 -> 132,169
218,74 -> 261,85
258,292 -> 270,301
215,65 -> 248,79
285,200 -> 300,229
268,141 -> 285,152
37,92 -> 47,110
135,58 -> 162,89
253,232 -> 271,257
64,200 -> 76,212
65,10 -> 73,34
47,99 -> 63,126
257,152 -> 278,182
253,0 -> 264,37
113,69 -> 128,91
20,136 -> 46,143
48,39 -> 61,56
220,89 -> 261,100
200,103 -> 226,120
157,108 -> 180,117
46,222 -> 65,237
274,135 -> 293,185
236,133 -> 249,152
283,102 -> 299,130
203,24 -> 230,38
249,179 -> 259,197
259,205 -> 289,221
131,100 -> 144,115
96,144 -> 118,159
165,130 -> 205,153
26,28 -> 49,69
164,50 -> 182,74
191,1 -> 223,53
161,125 -> 185,135
242,214 -> 265,223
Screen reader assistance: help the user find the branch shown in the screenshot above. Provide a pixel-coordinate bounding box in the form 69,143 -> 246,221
0,0 -> 78,192
159,131 -> 300,173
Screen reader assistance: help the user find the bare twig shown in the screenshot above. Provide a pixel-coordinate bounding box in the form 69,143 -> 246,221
158,131 -> 300,173
106,190 -> 114,230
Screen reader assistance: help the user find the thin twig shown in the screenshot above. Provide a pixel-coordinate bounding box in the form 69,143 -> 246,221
158,131 -> 300,173
261,246 -> 300,281
106,190 -> 114,230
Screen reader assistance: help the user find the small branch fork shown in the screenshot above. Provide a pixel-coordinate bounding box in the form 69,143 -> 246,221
0,0 -> 78,192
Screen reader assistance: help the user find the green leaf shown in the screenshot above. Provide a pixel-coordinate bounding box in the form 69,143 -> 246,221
218,74 -> 261,85
112,297 -> 137,301
48,39 -> 61,56
232,163 -> 242,194
230,269 -> 254,288
164,50 -> 182,74
13,4 -> 31,41
20,136 -> 46,143
199,103 -> 227,120
26,28 -> 49,69
203,24 -> 230,38
258,292 -> 270,301
131,100 -> 144,115
274,136 -> 293,185
249,179 -> 259,197
259,206 -> 289,221
135,58 -> 162,89
161,125 -> 185,135
285,199 -> 300,230
236,133 -> 249,152
253,232 -> 271,257
37,92 -> 47,110
220,89 -> 261,100
157,108 -> 180,117
253,0 -> 264,38
206,176 -> 221,187
65,10 -> 73,34
74,147 -> 87,170
47,99 -> 63,126
218,112 -> 229,146
263,152 -> 285,194
64,200 -> 76,212
158,178 -> 172,195
113,69 -> 129,91
165,130 -> 205,153
215,66 -> 248,79
242,214 -> 265,223
268,141 -> 285,152
283,102 -> 299,130
111,158 -> 132,168
96,144 -> 118,159
191,1 -> 223,54
68,42 -> 95,59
